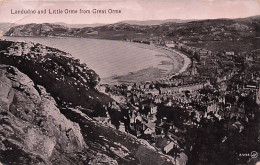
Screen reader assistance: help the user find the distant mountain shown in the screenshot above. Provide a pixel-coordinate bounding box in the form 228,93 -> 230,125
55,22 -> 105,28
120,19 -> 194,25
4,15 -> 260,40
236,15 -> 260,21
0,23 -> 17,35
5,23 -> 69,37
55,19 -> 193,27
4,23 -> 99,38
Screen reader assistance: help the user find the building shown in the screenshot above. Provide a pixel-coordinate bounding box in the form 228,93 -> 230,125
150,104 -> 158,114
144,88 -> 160,96
144,122 -> 156,135
163,142 -> 175,154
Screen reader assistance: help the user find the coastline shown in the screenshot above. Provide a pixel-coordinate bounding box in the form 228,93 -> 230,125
1,36 -> 190,84
102,43 -> 191,84
158,46 -> 191,76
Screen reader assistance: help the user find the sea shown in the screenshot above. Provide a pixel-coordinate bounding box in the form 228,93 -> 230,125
1,36 -> 173,80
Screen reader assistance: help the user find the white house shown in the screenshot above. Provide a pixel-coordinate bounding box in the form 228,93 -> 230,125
144,122 -> 156,135
150,104 -> 158,114
164,142 -> 175,153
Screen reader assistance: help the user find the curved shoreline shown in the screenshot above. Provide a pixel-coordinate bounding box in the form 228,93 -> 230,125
102,43 -> 191,84
158,45 -> 191,76
1,36 -> 191,84
123,42 -> 191,77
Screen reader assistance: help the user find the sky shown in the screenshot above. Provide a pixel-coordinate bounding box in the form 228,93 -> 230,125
0,0 -> 260,24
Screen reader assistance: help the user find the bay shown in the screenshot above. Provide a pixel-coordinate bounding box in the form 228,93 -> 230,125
1,36 -> 179,83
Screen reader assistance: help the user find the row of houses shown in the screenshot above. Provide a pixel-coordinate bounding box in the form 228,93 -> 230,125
159,81 -> 211,95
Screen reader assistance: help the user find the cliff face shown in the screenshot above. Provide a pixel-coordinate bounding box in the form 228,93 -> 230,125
0,65 -> 86,164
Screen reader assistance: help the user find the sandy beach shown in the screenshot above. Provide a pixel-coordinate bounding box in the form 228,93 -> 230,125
102,43 -> 191,84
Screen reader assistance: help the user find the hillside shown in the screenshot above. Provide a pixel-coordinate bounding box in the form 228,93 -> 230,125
5,23 -> 69,37
55,22 -> 105,28
0,64 -> 174,165
0,40 -> 176,164
0,23 -> 17,36
4,15 -> 260,41
0,40 -> 113,114
119,19 -> 194,26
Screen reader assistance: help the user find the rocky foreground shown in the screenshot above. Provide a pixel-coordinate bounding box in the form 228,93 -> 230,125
0,40 -> 176,165
0,65 -> 87,164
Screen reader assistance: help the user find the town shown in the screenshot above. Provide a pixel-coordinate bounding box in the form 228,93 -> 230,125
96,38 -> 260,164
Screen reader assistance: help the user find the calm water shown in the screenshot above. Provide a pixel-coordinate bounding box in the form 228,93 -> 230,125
2,36 -> 171,79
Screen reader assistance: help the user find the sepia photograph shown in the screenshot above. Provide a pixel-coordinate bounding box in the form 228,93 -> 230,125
0,0 -> 260,164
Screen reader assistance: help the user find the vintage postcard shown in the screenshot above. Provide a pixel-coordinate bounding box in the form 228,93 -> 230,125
0,0 -> 260,164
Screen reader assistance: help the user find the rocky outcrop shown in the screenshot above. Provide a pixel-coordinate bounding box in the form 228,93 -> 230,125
0,40 -> 112,117
0,65 -> 86,164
